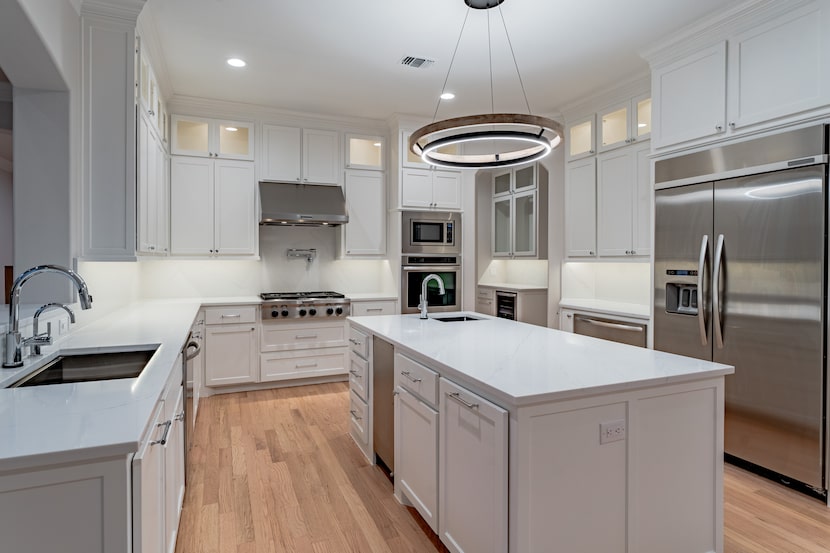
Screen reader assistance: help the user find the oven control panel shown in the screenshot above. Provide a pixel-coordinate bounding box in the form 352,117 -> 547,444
261,302 -> 350,320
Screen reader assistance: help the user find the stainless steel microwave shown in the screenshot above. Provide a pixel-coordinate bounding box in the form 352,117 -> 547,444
401,211 -> 461,255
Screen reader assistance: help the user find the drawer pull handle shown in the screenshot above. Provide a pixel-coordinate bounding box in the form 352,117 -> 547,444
296,361 -> 318,368
221,313 -> 241,318
349,369 -> 363,378
448,392 -> 479,410
151,420 -> 172,446
366,308 -> 383,312
349,409 -> 363,421
296,334 -> 318,339
349,338 -> 362,346
400,371 -> 422,383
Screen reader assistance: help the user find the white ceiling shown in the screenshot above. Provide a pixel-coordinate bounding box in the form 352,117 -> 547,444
144,0 -> 740,122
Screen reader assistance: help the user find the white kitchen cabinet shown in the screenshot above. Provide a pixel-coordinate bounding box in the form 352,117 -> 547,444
492,163 -> 548,259
346,133 -> 385,170
598,94 -> 651,152
348,326 -> 373,462
261,124 -> 340,185
596,142 -> 651,257
204,311 -> 258,386
395,385 -> 439,532
137,111 -> 169,255
163,383 -> 185,553
439,377 -> 508,553
650,1 -> 830,150
136,37 -> 166,142
350,299 -> 397,316
566,114 -> 596,161
259,318 -> 348,384
339,169 -> 386,256
170,157 -> 256,256
401,129 -> 460,169
171,115 -> 254,160
565,158 -> 597,257
132,402 -> 166,553
401,167 -> 462,210
474,287 -> 496,317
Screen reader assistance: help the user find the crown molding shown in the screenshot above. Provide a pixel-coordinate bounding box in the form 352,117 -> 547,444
136,6 -> 171,100
560,73 -> 650,122
80,0 -> 146,24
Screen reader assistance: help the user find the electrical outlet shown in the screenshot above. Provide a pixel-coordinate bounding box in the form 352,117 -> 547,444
59,318 -> 69,335
600,419 -> 626,444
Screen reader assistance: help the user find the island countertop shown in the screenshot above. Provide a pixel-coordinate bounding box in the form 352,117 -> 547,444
348,312 -> 733,408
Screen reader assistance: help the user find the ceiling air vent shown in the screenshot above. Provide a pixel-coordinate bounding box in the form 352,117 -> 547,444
400,56 -> 434,69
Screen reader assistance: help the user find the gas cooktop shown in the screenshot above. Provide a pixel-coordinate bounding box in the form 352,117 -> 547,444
260,291 -> 346,301
260,291 -> 350,320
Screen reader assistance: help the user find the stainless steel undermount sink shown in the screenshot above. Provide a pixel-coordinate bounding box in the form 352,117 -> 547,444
10,348 -> 159,387
434,315 -> 482,322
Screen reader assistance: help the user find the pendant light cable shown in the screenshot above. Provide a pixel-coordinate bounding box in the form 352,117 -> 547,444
497,4 -> 532,115
488,7 -> 494,114
432,7 -> 472,123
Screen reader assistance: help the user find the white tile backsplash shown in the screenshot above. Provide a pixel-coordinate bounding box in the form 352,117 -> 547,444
561,262 -> 650,306
479,259 -> 548,287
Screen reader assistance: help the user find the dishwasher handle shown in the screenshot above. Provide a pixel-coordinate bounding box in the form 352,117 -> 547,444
575,315 -> 644,333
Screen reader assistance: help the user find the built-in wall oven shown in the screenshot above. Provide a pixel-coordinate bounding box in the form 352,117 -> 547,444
402,211 -> 461,255
401,256 -> 461,314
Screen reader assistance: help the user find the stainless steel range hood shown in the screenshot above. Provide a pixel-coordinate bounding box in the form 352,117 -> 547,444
258,181 -> 348,226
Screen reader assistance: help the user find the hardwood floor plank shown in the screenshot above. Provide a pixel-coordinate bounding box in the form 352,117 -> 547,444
176,383 -> 830,553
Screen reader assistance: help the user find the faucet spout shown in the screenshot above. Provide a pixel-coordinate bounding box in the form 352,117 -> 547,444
4,265 -> 93,368
419,273 -> 446,319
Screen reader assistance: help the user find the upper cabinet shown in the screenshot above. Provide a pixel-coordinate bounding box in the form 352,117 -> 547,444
339,169 -> 386,257
567,114 -> 595,161
171,116 -> 255,161
401,130 -> 459,169
648,1 -> 830,151
401,168 -> 462,210
491,163 -> 547,259
346,134 -> 385,171
598,94 -> 651,152
136,38 -> 168,144
261,124 -> 340,185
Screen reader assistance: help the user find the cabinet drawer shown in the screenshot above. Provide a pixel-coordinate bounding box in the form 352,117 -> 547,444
349,326 -> 370,359
349,352 -> 369,401
477,287 -> 495,301
204,305 -> 257,325
349,390 -> 369,447
351,300 -> 397,316
260,348 -> 348,382
261,322 -> 346,351
395,352 -> 439,406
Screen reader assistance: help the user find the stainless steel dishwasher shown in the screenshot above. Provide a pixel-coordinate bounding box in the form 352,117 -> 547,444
573,313 -> 647,348
372,335 -> 395,472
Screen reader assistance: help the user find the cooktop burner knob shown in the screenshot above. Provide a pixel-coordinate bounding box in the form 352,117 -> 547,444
299,309 -> 307,317
326,307 -> 334,316
281,309 -> 289,317
335,307 -> 343,315
309,308 -> 317,316
271,310 -> 278,318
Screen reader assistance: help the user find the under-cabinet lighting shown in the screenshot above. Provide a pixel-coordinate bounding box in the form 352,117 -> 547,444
373,142 -> 382,147
638,123 -> 647,128
225,127 -> 238,132
227,58 -> 246,68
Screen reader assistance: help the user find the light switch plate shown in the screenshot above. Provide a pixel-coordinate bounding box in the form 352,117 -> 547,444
600,419 -> 626,444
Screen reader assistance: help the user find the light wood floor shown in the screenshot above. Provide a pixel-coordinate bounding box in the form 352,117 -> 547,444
176,382 -> 830,553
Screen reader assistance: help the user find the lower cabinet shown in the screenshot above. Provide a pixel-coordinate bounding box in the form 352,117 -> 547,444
474,287 -> 496,317
350,299 -> 397,316
439,377 -> 508,553
204,306 -> 258,386
395,386 -> 439,532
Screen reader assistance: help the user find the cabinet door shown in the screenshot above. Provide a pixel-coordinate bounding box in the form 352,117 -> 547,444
565,158 -> 597,257
204,324 -> 258,386
303,128 -> 340,185
492,197 -> 512,257
492,168 -> 512,196
214,160 -> 256,255
261,124 -> 302,182
343,169 -> 386,255
633,94 -> 652,141
401,168 -> 434,208
727,4 -> 830,130
155,138 -> 169,255
164,385 -> 185,553
632,143 -> 652,256
346,134 -> 384,170
512,190 -> 537,257
513,164 -> 536,192
137,113 -> 156,253
132,403 -> 166,553
566,114 -> 595,161
432,170 -> 461,209
559,309 -> 575,332
439,378 -> 508,553
597,149 -> 635,256
598,100 -> 630,152
171,116 -> 211,157
395,386 -> 439,532
216,121 -> 254,161
170,157 -> 215,254
652,42 -> 727,148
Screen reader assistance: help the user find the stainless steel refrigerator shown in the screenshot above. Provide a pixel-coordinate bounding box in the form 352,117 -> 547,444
653,124 -> 828,492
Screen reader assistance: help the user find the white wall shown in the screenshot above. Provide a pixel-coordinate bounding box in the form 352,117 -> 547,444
0,169 -> 11,269
561,262 -> 651,306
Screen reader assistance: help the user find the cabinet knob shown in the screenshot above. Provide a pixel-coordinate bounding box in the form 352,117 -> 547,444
625,250 -> 630,255
567,313 -> 572,318
631,250 -> 636,255
630,137 -> 636,142
729,122 -> 736,128
716,124 -> 724,132
589,251 -> 595,255
148,110 -> 155,116
296,177 -> 301,182
589,149 -> 595,154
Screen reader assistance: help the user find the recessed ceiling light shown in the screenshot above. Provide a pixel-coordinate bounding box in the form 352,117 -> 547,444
638,123 -> 647,128
440,92 -> 455,100
227,58 -> 246,68
225,127 -> 238,132
373,142 -> 382,147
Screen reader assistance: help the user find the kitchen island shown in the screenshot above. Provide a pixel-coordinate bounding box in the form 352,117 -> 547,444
347,312 -> 734,553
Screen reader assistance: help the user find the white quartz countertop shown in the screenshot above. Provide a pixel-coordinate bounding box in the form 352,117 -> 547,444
477,282 -> 548,291
348,312 -> 732,408
0,301 -> 200,471
559,298 -> 650,319
346,292 -> 399,301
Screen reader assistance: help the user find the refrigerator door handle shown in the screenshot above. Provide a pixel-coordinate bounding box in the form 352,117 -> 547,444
697,234 -> 709,346
712,233 -> 725,349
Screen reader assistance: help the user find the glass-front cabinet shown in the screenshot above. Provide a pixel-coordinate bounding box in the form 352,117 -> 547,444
346,134 -> 385,170
598,94 -> 652,152
566,114 -> 595,161
493,197 -> 512,256
171,116 -> 254,160
513,191 -> 536,255
491,162 -> 544,258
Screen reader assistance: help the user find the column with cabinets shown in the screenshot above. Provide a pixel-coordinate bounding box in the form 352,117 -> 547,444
565,92 -> 652,259
339,134 -> 387,257
169,116 -> 256,256
400,130 -> 462,210
203,306 -> 258,387
491,163 -> 548,259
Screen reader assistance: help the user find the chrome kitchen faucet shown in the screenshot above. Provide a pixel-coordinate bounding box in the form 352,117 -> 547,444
3,265 -> 93,368
419,273 -> 445,319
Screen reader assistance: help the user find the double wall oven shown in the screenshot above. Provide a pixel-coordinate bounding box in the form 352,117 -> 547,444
401,211 -> 461,314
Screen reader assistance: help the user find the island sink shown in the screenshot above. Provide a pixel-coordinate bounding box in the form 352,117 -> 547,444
10,348 -> 158,387
433,315 -> 482,322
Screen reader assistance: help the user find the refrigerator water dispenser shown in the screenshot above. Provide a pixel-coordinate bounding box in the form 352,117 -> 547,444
665,283 -> 698,315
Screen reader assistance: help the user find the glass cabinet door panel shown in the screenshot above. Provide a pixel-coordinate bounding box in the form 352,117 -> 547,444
174,119 -> 209,153
569,119 -> 594,158
513,191 -> 536,255
636,97 -> 652,137
601,107 -> 628,148
140,57 -> 151,107
348,136 -> 384,169
218,124 -> 250,157
514,165 -> 535,191
493,198 -> 512,255
493,171 -> 512,196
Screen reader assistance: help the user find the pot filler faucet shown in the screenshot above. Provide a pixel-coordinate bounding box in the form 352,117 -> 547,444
419,273 -> 445,319
3,265 -> 93,368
